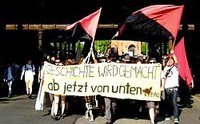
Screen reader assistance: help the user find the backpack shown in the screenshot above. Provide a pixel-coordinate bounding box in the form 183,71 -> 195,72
11,65 -> 18,79
23,64 -> 35,76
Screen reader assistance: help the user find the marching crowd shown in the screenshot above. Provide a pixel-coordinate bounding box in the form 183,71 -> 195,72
0,48 -> 194,124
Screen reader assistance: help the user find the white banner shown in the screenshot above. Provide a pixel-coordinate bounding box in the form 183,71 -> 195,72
41,61 -> 162,101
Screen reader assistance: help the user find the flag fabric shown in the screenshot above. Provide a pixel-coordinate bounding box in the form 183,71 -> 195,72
65,7 -> 102,41
65,8 -> 101,62
112,4 -> 184,42
174,37 -> 193,86
35,9 -> 102,110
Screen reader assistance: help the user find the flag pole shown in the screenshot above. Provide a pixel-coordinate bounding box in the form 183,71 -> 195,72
169,36 -> 174,51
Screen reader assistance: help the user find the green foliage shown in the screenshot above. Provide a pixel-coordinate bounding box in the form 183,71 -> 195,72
75,42 -> 84,52
94,40 -> 111,53
141,42 -> 149,55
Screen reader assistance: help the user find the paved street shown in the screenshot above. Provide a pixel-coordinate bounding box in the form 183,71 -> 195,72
0,94 -> 200,124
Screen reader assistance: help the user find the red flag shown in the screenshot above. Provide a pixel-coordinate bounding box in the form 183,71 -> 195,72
113,5 -> 184,41
174,37 -> 193,86
65,7 -> 102,41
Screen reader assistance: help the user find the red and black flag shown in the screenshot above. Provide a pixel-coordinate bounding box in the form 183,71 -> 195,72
174,37 -> 193,86
112,5 -> 184,42
64,7 -> 102,59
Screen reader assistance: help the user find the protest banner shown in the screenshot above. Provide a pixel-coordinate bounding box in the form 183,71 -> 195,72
42,61 -> 162,101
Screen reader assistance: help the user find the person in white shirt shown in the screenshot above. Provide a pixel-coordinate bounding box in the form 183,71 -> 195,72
161,49 -> 179,124
20,59 -> 35,98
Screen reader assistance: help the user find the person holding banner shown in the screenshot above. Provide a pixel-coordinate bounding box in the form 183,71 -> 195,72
46,56 -> 56,117
103,55 -> 118,124
82,53 -> 97,122
161,49 -> 180,124
51,58 -> 66,120
62,58 -> 74,117
146,58 -> 159,124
